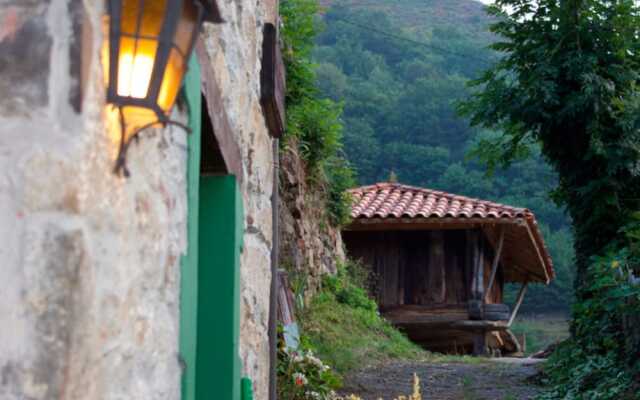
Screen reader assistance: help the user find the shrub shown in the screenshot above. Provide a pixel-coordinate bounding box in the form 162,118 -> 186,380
537,220 -> 640,399
322,261 -> 377,312
278,340 -> 342,400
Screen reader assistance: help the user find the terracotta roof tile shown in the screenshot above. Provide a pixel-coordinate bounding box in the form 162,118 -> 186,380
349,183 -> 530,220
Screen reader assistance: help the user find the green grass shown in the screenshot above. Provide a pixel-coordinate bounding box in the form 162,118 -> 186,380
510,314 -> 570,355
300,290 -> 426,374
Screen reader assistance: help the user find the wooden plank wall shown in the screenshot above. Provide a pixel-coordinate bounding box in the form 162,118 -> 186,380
343,229 -> 504,308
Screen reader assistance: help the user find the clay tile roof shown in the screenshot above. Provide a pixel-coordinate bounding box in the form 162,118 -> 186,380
349,183 -> 529,220
346,183 -> 555,284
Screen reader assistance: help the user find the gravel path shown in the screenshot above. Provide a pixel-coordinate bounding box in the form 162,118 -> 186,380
340,358 -> 544,400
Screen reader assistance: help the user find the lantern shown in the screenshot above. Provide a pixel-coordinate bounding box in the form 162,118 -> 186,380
105,0 -> 222,175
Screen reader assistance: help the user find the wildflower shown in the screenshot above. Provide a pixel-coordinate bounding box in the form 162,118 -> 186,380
411,373 -> 422,400
612,260 -> 620,269
292,352 -> 305,363
306,352 -> 325,368
293,372 -> 308,387
306,391 -> 322,399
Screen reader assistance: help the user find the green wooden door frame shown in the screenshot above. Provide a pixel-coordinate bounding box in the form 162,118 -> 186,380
180,55 -> 202,400
180,55 -> 245,400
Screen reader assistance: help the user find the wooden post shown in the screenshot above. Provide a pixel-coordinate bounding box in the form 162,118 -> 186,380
485,227 -> 505,302
476,235 -> 484,301
472,330 -> 488,356
508,280 -> 529,327
469,229 -> 483,300
467,230 -> 483,320
428,231 -> 446,303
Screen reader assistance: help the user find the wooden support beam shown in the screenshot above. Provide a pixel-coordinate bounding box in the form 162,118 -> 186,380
523,221 -> 551,284
472,331 -> 488,356
508,280 -> 529,327
485,226 -> 505,302
428,231 -> 446,303
344,217 -> 525,232
476,232 -> 485,301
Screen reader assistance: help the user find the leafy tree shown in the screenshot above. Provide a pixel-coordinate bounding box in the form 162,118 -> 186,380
459,0 -> 640,291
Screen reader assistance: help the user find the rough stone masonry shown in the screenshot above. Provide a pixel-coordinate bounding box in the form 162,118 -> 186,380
0,0 -> 276,399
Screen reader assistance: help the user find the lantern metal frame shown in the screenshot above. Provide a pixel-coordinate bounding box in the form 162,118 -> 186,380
106,0 -> 223,176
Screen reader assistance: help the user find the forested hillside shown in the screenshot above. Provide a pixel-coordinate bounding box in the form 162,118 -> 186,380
314,0 -> 574,312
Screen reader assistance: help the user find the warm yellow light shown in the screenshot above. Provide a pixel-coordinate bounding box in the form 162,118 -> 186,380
117,52 -> 154,98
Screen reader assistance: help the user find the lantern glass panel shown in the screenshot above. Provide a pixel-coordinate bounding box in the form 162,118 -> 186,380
139,0 -> 169,37
121,0 -> 168,36
157,0 -> 198,113
122,106 -> 160,132
120,0 -> 140,35
158,48 -> 186,111
117,37 -> 158,98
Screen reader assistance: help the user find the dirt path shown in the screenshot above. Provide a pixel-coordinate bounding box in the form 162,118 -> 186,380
340,358 -> 544,400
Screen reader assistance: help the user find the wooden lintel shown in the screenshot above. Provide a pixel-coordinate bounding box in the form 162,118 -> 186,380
508,280 -> 529,327
196,40 -> 244,184
485,226 -> 506,301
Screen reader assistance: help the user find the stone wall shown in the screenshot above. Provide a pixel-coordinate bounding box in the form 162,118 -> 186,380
199,2 -> 276,398
279,143 -> 345,297
0,1 -> 279,399
0,1 -> 188,399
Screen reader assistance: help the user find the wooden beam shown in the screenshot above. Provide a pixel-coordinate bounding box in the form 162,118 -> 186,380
508,280 -> 529,327
428,231 -> 446,303
472,331 -> 488,356
343,217 -> 526,232
523,220 -> 551,284
475,231 -> 484,301
485,226 -> 505,302
196,40 -> 244,184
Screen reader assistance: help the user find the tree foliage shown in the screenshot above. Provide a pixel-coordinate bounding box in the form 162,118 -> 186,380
457,1 -> 640,397
460,0 -> 640,284
280,0 -> 356,226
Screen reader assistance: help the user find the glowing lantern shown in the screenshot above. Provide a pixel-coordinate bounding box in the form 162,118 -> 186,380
104,0 -> 222,175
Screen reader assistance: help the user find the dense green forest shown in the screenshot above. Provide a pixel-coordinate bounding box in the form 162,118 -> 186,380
313,0 -> 574,312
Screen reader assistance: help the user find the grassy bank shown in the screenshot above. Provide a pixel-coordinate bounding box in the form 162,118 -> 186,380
299,263 -> 426,375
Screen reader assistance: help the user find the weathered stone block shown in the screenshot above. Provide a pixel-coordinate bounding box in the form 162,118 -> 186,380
0,3 -> 51,116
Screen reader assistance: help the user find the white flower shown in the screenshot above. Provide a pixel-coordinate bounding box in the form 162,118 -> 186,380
306,354 -> 324,368
293,353 -> 305,363
306,391 -> 322,399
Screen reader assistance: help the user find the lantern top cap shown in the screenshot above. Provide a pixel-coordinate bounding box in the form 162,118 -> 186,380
200,0 -> 224,23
